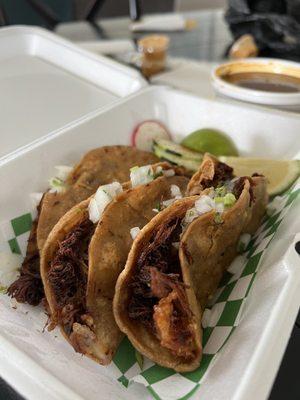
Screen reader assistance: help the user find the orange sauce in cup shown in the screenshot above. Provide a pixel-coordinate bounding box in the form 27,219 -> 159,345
138,35 -> 170,78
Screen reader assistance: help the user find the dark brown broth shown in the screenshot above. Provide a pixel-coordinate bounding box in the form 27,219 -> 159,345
223,72 -> 300,93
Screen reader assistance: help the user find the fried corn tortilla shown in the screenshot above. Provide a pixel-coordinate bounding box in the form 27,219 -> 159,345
113,159 -> 267,372
187,152 -> 235,195
9,146 -> 158,305
187,153 -> 268,233
38,147 -> 159,251
41,164 -> 189,364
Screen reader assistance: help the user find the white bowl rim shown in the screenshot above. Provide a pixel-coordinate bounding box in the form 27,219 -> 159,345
211,58 -> 300,106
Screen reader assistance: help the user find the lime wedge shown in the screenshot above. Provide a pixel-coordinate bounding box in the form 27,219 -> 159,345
219,156 -> 300,196
181,129 -> 238,157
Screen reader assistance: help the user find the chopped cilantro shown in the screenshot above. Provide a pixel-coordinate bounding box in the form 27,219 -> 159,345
215,186 -> 227,197
224,193 -> 236,207
214,212 -> 223,224
0,286 -> 7,294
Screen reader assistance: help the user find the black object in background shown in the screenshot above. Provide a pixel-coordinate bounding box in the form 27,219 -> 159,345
226,0 -> 300,60
25,0 -> 60,29
269,313 -> 300,400
0,0 -> 174,28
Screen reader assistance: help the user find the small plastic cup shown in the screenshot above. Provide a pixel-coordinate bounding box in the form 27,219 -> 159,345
138,35 -> 170,78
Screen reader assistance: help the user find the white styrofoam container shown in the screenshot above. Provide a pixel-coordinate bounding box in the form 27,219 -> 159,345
0,85 -> 300,400
0,26 -> 146,161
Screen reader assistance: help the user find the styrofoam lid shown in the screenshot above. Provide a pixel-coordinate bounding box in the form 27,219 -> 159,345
0,26 -> 146,160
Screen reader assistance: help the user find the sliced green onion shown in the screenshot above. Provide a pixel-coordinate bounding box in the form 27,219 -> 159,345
214,196 -> 224,203
215,186 -> 227,197
49,177 -> 63,186
0,286 -> 7,294
224,193 -> 236,207
214,212 -> 223,224
153,165 -> 164,178
49,177 -> 66,193
154,202 -> 162,212
55,165 -> 73,181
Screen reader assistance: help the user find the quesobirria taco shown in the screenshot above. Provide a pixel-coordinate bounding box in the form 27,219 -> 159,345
113,154 -> 268,372
8,146 -> 159,306
41,163 -> 190,365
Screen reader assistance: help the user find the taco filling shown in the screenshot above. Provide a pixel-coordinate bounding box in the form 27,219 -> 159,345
9,147 -> 159,306
45,165 -> 186,356
187,154 -> 235,196
8,196 -> 45,305
48,218 -> 95,339
128,217 -> 197,359
201,160 -> 234,189
127,176 -> 249,359
47,180 -> 125,344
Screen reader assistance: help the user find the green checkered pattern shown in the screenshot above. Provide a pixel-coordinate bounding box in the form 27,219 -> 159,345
0,213 -> 33,256
1,181 -> 299,400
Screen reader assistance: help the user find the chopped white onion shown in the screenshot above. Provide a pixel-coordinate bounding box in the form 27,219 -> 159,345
49,177 -> 66,193
0,252 -> 22,288
170,184 -> 182,199
94,189 -> 112,211
155,166 -> 163,175
184,192 -> 228,229
160,184 -> 182,210
130,165 -> 176,188
88,198 -> 101,224
183,208 -> 198,225
130,227 -> 141,240
49,165 -> 73,193
163,169 -> 175,177
195,195 -> 215,215
98,181 -> 123,199
54,165 -> 73,181
162,198 -> 176,208
130,165 -> 154,187
89,182 -> 123,223
215,201 -> 225,214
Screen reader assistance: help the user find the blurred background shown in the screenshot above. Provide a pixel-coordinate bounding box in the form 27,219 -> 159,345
1,0 -> 300,64
0,1 -> 226,25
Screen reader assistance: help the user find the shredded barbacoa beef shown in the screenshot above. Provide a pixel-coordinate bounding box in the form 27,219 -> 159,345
233,176 -> 255,204
8,196 -> 45,306
128,219 -> 195,358
202,160 -> 234,189
47,219 -> 95,335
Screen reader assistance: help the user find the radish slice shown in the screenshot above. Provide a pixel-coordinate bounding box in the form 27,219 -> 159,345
131,120 -> 171,151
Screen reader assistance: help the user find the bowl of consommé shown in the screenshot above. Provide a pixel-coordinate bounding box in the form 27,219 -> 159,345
212,58 -> 300,109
